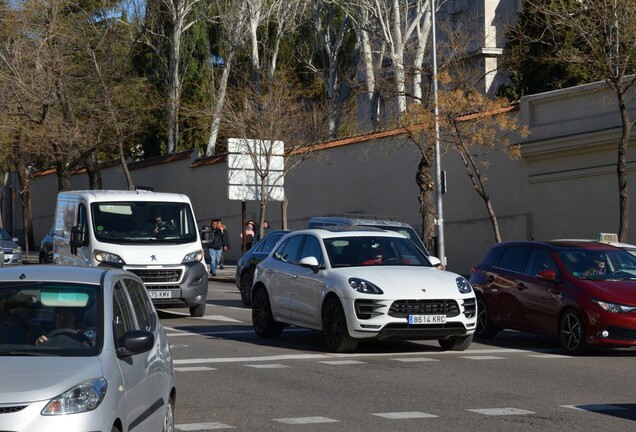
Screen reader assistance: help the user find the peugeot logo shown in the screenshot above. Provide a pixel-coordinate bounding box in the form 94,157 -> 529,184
150,255 -> 157,261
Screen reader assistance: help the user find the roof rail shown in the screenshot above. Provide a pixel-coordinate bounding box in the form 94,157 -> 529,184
326,213 -> 395,221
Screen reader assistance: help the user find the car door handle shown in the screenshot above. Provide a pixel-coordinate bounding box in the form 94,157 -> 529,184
516,283 -> 528,291
290,274 -> 298,278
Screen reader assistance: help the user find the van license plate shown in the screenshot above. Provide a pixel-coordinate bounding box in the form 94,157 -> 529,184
409,314 -> 446,324
149,290 -> 171,299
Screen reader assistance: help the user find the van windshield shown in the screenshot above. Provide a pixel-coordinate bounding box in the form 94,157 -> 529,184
91,201 -> 198,244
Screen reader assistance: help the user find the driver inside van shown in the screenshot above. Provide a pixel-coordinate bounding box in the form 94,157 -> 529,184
145,210 -> 174,234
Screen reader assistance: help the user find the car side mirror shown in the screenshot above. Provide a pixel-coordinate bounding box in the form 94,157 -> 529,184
537,269 -> 557,282
117,330 -> 155,358
299,256 -> 321,273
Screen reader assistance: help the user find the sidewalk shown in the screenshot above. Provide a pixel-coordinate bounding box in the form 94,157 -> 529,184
208,265 -> 236,284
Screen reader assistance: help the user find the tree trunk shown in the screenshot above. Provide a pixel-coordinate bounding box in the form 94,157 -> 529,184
206,54 -> 233,156
84,150 -> 102,190
281,197 -> 288,230
616,91 -> 631,242
415,153 -> 435,252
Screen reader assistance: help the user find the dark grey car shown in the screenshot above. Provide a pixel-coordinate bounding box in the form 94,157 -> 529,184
235,230 -> 289,305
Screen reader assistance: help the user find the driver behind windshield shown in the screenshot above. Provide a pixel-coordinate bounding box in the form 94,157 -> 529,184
36,307 -> 93,348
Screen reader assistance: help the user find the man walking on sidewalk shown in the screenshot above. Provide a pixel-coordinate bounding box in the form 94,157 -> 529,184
209,219 -> 228,276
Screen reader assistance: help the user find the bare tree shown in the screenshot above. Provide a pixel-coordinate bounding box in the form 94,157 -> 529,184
512,0 -> 636,241
223,69 -> 325,236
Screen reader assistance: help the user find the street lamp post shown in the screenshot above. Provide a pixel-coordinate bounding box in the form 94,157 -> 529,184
431,0 -> 446,266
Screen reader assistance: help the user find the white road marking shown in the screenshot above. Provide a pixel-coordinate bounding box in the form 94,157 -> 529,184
174,366 -> 217,372
392,357 -> 440,362
318,360 -> 367,365
176,422 -> 235,430
244,364 -> 289,369
373,411 -> 438,419
172,348 -> 542,365
274,416 -> 340,424
460,356 -> 507,360
527,354 -> 573,359
197,315 -> 242,323
467,408 -> 535,416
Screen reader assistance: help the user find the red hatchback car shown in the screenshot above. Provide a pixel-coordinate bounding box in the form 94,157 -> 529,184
470,240 -> 636,354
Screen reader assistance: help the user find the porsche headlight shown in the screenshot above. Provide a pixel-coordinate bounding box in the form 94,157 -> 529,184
348,278 -> 384,295
456,277 -> 473,294
593,300 -> 636,314
42,377 -> 107,415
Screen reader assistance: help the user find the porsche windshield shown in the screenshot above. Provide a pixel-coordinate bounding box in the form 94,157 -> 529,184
324,236 -> 432,268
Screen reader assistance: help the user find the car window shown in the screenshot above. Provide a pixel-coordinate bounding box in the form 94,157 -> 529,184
525,248 -> 558,276
300,235 -> 323,265
274,235 -> 305,264
256,233 -> 284,255
113,283 -> 137,348
495,246 -> 531,273
124,278 -> 156,332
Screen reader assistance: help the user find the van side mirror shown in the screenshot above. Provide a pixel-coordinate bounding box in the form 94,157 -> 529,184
70,225 -> 85,254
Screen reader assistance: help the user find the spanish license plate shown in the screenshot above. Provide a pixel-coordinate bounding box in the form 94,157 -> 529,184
149,290 -> 172,299
408,314 -> 446,324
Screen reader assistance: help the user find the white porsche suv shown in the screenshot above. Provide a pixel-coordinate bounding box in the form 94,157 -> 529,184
252,227 -> 476,353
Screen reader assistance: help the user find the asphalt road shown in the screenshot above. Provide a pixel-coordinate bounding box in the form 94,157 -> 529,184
159,275 -> 636,432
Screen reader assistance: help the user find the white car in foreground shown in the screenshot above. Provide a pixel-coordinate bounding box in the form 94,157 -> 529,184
252,227 -> 477,353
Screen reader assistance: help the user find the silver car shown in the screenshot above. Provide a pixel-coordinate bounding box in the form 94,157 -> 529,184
0,266 -> 175,431
0,227 -> 21,265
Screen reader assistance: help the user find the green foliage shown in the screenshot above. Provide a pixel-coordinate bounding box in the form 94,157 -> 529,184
500,0 -> 591,98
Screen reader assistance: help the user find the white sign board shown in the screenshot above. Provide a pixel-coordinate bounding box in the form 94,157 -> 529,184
227,138 -> 285,201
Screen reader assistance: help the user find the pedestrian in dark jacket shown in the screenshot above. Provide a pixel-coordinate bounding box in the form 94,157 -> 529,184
209,219 -> 228,276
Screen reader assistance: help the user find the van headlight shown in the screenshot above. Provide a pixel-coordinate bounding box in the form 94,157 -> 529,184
94,249 -> 124,264
183,249 -> 203,263
42,377 -> 107,415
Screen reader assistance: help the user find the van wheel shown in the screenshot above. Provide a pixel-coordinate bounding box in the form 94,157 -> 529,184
189,303 -> 206,317
322,297 -> 358,353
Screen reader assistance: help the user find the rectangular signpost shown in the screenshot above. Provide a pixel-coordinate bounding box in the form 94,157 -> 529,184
227,138 -> 285,251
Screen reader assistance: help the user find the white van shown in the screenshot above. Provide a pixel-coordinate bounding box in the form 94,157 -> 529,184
52,190 -> 208,316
